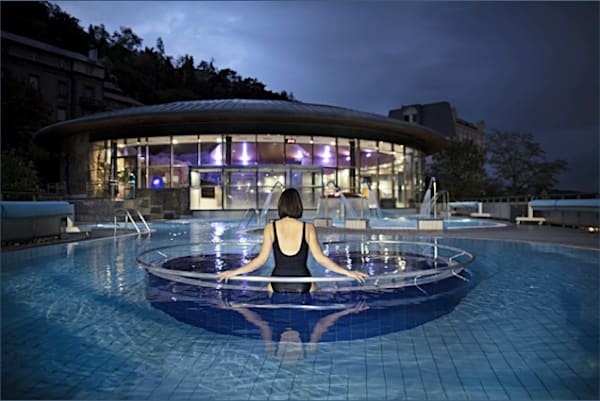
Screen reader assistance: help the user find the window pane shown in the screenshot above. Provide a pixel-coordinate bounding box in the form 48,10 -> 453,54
337,138 -> 352,168
323,168 -> 336,190
257,141 -> 284,164
201,142 -> 222,165
172,166 -> 189,188
359,140 -> 378,168
172,143 -> 195,187
285,142 -> 311,165
313,143 -> 336,167
174,142 -> 198,166
149,143 -> 170,187
149,168 -> 169,188
231,141 -> 256,165
228,171 -> 257,209
149,144 -> 170,165
89,142 -> 110,196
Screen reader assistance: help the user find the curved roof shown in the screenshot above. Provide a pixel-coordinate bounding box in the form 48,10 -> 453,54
35,98 -> 447,154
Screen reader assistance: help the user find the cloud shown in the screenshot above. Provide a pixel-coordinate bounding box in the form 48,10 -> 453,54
52,1 -> 599,192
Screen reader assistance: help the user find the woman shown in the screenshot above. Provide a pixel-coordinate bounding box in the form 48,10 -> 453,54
217,188 -> 368,292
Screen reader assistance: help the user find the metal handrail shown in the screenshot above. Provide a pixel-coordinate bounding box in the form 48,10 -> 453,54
130,208 -> 151,237
114,208 -> 151,236
136,239 -> 475,291
238,208 -> 259,230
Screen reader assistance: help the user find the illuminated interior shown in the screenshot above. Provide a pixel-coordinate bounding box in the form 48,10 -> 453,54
90,133 -> 425,210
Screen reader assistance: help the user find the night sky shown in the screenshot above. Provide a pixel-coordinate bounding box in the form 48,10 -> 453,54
55,1 -> 599,193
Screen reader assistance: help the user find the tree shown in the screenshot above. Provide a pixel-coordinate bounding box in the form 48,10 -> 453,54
1,1 -> 90,54
3,1 -> 296,105
1,71 -> 52,152
1,71 -> 54,194
1,149 -> 40,197
112,26 -> 142,52
486,130 -> 568,196
427,138 -> 488,199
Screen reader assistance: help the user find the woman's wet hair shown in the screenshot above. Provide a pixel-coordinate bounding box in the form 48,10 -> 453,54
278,188 -> 303,218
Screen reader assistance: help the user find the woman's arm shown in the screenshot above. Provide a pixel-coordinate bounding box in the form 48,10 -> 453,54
217,224 -> 274,282
310,301 -> 369,343
305,224 -> 368,283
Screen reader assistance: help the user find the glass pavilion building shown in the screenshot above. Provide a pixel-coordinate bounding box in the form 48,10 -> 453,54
35,99 -> 447,213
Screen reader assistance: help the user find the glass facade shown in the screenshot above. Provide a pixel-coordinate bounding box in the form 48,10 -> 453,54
89,133 -> 424,210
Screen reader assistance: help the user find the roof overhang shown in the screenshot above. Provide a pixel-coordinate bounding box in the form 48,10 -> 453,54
34,99 -> 448,155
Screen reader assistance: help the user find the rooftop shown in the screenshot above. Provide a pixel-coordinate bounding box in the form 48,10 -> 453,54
34,98 -> 448,154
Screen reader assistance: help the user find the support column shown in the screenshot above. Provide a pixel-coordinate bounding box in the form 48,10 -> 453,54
349,140 -> 356,193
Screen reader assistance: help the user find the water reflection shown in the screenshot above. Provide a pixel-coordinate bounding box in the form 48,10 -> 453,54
219,297 -> 370,363
145,269 -> 474,354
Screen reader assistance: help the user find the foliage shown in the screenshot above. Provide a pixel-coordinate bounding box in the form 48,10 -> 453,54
1,1 -> 89,54
1,71 -> 56,190
427,138 -> 488,199
486,130 -> 568,195
427,130 -> 568,198
1,149 -> 40,194
1,71 -> 52,151
1,1 -> 294,104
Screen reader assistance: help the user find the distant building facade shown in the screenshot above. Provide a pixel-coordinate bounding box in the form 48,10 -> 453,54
0,31 -> 141,123
388,101 -> 485,148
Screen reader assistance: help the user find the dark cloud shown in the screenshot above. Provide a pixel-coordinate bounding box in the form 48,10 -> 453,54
55,1 -> 599,192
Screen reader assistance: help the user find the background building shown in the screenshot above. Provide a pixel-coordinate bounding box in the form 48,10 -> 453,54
389,101 -> 485,148
1,31 -> 141,123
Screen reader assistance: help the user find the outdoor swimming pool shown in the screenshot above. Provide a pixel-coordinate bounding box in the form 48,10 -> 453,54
1,219 -> 598,400
249,214 -> 507,231
366,216 -> 507,230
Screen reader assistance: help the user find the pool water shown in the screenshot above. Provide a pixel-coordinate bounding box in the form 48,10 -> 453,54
365,216 -> 507,230
2,220 -> 598,400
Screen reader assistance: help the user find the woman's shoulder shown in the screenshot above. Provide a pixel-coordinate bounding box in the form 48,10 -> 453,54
304,221 -> 317,233
263,222 -> 275,234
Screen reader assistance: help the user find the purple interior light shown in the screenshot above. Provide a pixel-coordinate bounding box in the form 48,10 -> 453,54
151,176 -> 164,188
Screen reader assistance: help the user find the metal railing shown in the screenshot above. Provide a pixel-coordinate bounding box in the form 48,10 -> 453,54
114,208 -> 151,237
136,239 -> 475,292
237,208 -> 260,230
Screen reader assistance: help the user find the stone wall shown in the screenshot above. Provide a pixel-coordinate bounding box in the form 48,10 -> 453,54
70,198 -> 125,223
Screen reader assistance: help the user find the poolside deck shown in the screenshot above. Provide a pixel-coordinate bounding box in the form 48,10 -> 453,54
0,228 -> 139,252
438,224 -> 599,249
319,224 -> 600,250
2,219 -> 598,252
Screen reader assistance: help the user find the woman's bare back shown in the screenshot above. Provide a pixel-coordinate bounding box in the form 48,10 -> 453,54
274,217 -> 305,255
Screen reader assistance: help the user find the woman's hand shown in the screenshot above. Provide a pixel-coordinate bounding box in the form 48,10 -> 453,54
351,301 -> 369,313
346,270 -> 368,283
217,269 -> 241,283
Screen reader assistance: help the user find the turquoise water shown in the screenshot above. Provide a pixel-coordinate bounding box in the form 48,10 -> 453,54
1,220 -> 598,400
365,216 -> 506,230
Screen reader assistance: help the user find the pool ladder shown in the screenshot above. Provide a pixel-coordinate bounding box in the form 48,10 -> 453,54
114,208 -> 151,237
237,208 -> 260,230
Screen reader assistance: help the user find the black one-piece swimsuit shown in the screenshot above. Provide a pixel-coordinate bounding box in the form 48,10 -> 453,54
270,221 -> 312,293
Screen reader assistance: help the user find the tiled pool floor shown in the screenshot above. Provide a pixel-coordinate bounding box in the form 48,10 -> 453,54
2,221 -> 598,400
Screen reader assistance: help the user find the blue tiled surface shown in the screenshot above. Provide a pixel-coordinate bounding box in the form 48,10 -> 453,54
1,221 -> 598,400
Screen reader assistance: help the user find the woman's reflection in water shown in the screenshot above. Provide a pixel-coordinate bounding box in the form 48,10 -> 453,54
217,294 -> 369,363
